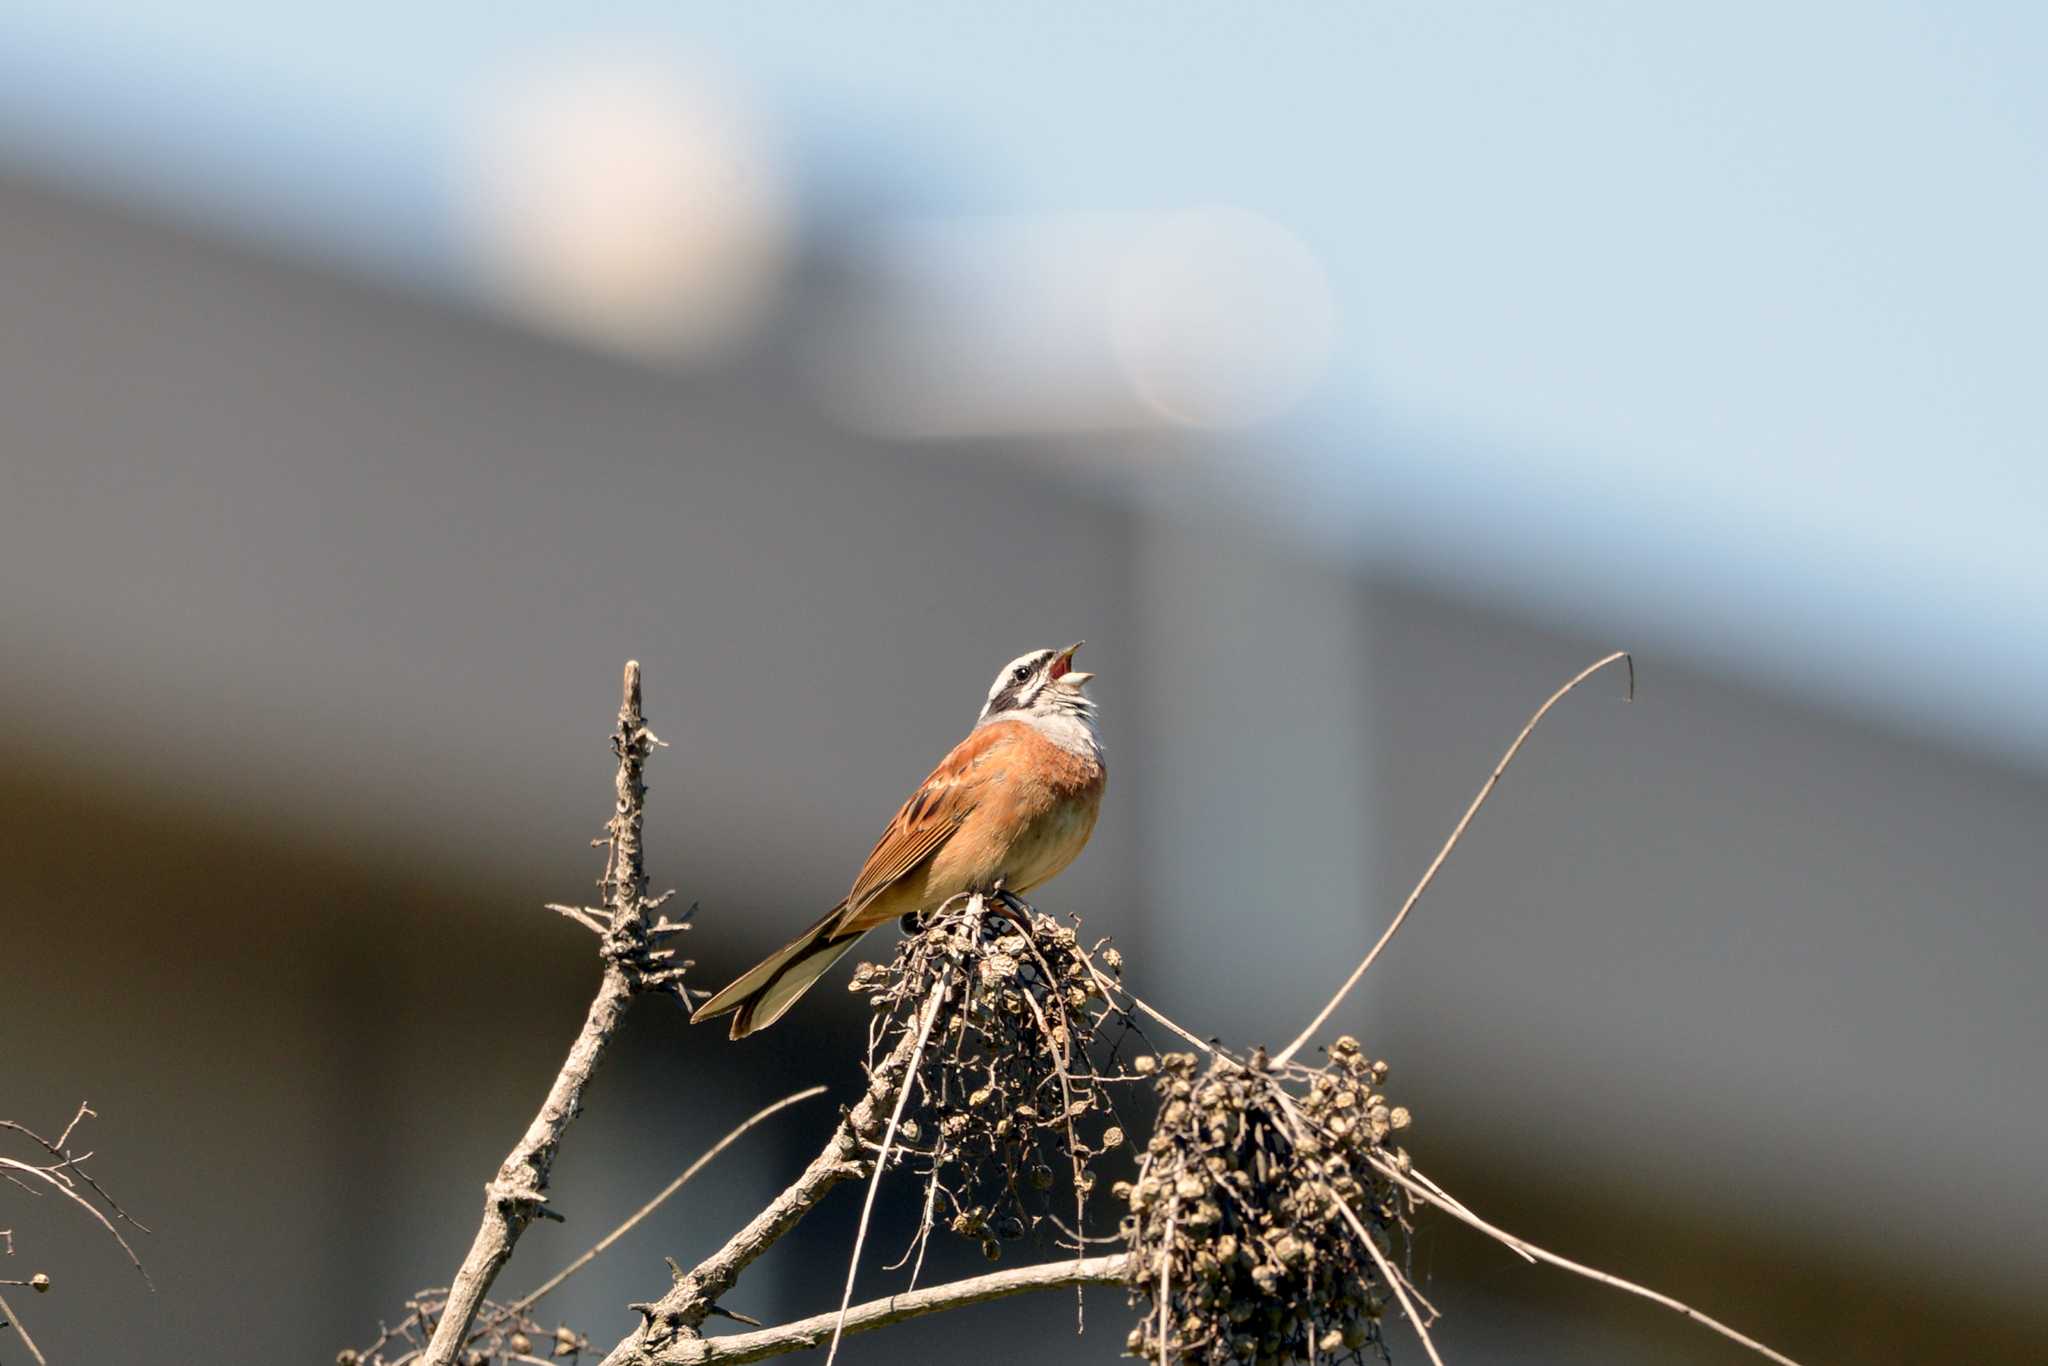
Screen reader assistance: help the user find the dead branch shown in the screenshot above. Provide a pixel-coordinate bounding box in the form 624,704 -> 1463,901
824,967 -> 952,1365
0,1103 -> 150,1290
1364,1153 -> 1802,1366
419,661 -> 669,1366
495,1086 -> 829,1326
650,1254 -> 1128,1365
0,1101 -> 149,1363
0,1288 -> 51,1366
602,1014 -> 937,1364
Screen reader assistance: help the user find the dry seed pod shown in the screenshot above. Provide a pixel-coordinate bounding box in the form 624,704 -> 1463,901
1125,1046 -> 1413,1365
856,897 -> 1137,1268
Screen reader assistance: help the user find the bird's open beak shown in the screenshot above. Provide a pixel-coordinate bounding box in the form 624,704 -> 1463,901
1049,641 -> 1093,688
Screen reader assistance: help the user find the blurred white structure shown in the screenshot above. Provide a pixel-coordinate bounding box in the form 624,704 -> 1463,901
459,50 -> 790,363
803,209 -> 1335,437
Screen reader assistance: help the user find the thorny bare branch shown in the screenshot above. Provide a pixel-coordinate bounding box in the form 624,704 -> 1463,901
342,1090 -> 828,1366
417,661 -> 683,1366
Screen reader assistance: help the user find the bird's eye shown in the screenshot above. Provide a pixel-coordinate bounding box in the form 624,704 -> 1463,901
1012,666 -> 1031,683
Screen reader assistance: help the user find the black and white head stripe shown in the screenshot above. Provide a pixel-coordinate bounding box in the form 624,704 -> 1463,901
979,649 -> 1058,721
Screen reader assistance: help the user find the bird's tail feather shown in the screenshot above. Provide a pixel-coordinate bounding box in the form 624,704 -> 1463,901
690,902 -> 868,1039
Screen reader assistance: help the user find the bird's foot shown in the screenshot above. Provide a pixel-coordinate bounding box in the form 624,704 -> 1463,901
989,888 -> 1036,936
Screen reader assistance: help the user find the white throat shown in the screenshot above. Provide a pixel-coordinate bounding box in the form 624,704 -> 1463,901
1008,703 -> 1103,762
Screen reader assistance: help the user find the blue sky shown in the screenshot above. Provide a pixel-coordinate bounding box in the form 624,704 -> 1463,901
3,1 -> 2043,759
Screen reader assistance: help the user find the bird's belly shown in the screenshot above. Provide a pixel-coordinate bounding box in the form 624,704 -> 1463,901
865,794 -> 1098,926
998,797 -> 1099,893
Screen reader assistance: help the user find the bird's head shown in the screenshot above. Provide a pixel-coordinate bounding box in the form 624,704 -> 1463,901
976,642 -> 1095,726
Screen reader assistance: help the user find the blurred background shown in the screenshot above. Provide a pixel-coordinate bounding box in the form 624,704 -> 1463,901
3,4 -> 2044,1363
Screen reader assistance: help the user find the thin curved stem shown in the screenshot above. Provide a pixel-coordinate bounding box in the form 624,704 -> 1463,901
1366,1155 -> 1801,1366
0,1288 -> 51,1366
494,1086 -> 828,1325
1274,651 -> 1633,1066
654,1255 -> 1128,1365
824,968 -> 952,1366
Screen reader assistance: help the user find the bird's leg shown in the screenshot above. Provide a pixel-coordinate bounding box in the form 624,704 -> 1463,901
989,885 -> 1036,936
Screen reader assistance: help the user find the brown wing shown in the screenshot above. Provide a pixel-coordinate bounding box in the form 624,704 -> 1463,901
838,722 -> 1016,922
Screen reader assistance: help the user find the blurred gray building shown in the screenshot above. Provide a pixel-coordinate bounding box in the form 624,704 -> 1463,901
3,160 -> 2044,1366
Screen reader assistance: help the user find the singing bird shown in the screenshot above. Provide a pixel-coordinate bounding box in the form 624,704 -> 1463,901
691,643 -> 1104,1038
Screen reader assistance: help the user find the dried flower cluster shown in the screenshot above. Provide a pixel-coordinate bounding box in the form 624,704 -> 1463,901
337,1289 -> 592,1366
847,897 -> 1138,1267
1120,1038 -> 1415,1366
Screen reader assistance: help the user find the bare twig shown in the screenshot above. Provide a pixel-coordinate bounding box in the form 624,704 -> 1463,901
0,1104 -> 150,1288
0,1288 -> 51,1366
603,1014 -> 938,1364
643,1255 -> 1128,1365
1365,1153 -> 1801,1366
1402,1164 -> 1534,1264
495,1086 -> 829,1326
420,661 -> 665,1366
546,902 -> 613,935
1335,1198 -> 1444,1366
1156,1208 -> 1174,1366
824,970 -> 951,1366
1274,650 -> 1633,1066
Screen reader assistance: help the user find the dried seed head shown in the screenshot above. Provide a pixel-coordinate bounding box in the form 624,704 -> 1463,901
1124,1046 -> 1411,1365
856,896 -> 1134,1269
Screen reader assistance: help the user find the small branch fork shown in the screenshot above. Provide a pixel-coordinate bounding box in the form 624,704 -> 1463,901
600,1012 -> 936,1365
1,1101 -> 149,1364
420,662 -> 684,1366
0,1102 -> 151,1288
